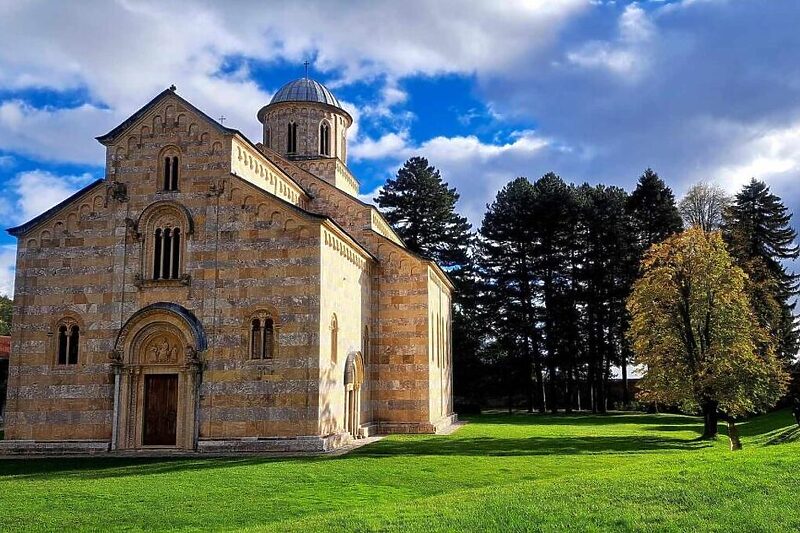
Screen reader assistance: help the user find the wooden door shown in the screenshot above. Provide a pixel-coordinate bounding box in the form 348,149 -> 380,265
143,374 -> 178,446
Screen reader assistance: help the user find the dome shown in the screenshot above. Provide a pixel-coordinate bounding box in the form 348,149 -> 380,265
269,77 -> 342,109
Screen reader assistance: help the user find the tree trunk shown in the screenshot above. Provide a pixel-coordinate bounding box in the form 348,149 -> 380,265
701,401 -> 719,439
621,360 -> 630,406
727,420 -> 742,451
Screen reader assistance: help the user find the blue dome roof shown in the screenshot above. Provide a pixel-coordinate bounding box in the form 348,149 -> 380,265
269,78 -> 342,108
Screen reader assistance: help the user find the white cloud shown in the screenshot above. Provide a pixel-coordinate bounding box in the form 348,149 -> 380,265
0,0 -> 587,163
12,170 -> 96,224
566,4 -> 654,77
352,129 -> 551,223
0,245 -> 15,297
696,118 -> 800,193
351,131 -> 410,161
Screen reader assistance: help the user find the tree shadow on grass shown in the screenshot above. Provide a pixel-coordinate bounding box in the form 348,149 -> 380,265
0,456 -> 309,481
351,434 -> 711,458
469,412 -> 700,428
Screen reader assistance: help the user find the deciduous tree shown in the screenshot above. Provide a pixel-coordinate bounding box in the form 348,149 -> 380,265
627,228 -> 788,449
678,182 -> 729,232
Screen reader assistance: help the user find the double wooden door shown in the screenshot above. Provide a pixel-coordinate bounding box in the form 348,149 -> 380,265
143,374 -> 178,446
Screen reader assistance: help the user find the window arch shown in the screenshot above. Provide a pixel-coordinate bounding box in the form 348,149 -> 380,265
55,317 -> 80,365
153,226 -> 182,279
159,147 -> 180,191
319,121 -> 330,156
330,313 -> 339,363
138,202 -> 192,283
287,122 -> 298,154
250,314 -> 275,360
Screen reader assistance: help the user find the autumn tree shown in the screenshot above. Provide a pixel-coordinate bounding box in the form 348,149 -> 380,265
627,228 -> 788,449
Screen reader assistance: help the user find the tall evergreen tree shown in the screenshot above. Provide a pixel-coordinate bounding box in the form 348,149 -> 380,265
723,179 -> 800,361
578,184 -> 637,412
376,156 -> 472,268
530,173 -> 578,412
480,178 -> 544,412
627,169 -> 683,250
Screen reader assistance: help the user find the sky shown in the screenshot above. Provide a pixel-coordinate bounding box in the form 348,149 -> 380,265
1,0 -> 800,297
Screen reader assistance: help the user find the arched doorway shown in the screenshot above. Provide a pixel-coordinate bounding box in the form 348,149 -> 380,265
344,351 -> 364,438
111,303 -> 205,450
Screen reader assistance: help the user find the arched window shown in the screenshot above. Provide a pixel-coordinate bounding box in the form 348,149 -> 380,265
319,121 -> 330,156
330,314 -> 338,363
287,122 -> 298,154
250,315 -> 275,360
249,311 -> 276,359
265,126 -> 271,148
153,226 -> 182,280
162,155 -> 179,191
56,320 -> 80,365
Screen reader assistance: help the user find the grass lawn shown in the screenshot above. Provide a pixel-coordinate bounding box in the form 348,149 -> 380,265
1,411 -> 799,532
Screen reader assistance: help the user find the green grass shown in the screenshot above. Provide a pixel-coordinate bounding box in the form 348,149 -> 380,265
1,410 -> 799,532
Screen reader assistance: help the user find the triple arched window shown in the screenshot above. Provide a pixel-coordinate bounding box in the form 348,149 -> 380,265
153,226 -> 182,279
319,121 -> 330,156
56,320 -> 80,365
287,122 -> 298,154
250,315 -> 275,360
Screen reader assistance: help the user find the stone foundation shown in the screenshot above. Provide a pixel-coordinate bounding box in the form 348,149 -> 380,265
197,431 -> 351,453
0,440 -> 110,455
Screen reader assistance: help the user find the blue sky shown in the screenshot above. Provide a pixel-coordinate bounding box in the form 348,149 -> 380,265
1,0 -> 800,295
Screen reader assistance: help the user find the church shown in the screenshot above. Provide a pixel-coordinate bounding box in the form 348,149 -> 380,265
1,77 -> 455,453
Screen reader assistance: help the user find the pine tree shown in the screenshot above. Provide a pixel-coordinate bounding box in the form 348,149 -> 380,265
578,184 -> 637,412
627,169 -> 683,250
479,178 -> 544,412
723,178 -> 800,361
530,173 -> 578,412
376,156 -> 472,268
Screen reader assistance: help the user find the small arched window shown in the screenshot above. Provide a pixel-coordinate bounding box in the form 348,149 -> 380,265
265,126 -> 271,149
287,122 -> 298,154
319,121 -> 330,156
162,155 -> 179,191
250,315 -> 275,360
153,226 -> 182,280
330,314 -> 338,363
56,321 -> 80,365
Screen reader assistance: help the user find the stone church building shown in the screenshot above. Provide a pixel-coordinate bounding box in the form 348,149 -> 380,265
1,77 -> 455,453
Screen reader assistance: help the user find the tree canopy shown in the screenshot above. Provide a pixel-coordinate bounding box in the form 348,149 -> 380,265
627,227 -> 788,448
375,156 -> 472,268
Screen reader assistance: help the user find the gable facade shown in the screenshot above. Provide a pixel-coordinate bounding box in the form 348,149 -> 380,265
1,84 -> 454,454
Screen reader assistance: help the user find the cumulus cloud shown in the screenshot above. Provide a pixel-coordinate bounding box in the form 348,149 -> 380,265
0,0 -> 587,163
11,170 -> 96,224
566,4 -> 655,78
352,129 -> 551,223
